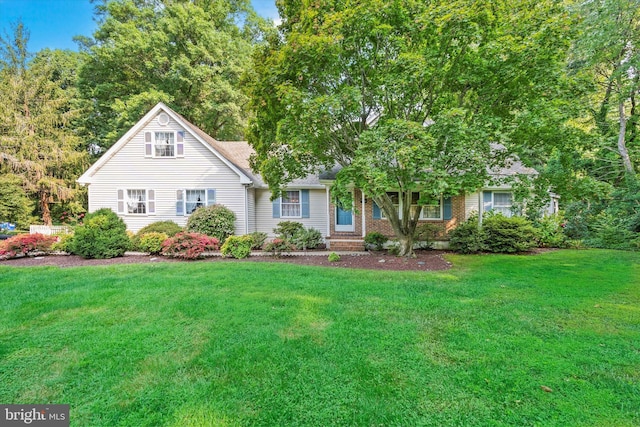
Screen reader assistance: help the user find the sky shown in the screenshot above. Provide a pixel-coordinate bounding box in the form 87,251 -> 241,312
0,0 -> 280,53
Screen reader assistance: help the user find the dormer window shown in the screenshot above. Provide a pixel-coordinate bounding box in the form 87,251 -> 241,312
155,132 -> 175,157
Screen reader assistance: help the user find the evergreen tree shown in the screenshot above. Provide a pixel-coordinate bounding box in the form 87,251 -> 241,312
0,22 -> 88,225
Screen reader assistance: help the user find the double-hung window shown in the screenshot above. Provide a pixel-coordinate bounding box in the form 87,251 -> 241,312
281,190 -> 301,218
155,132 -> 175,157
374,192 -> 450,220
412,193 -> 442,220
185,189 -> 206,214
176,189 -> 215,216
144,130 -> 184,157
492,192 -> 513,217
117,189 -> 155,215
483,191 -> 513,217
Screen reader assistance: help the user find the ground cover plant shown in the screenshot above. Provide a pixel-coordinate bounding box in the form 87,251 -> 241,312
0,250 -> 638,426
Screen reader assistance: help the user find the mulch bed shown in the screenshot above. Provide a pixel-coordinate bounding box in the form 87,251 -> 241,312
0,250 -> 452,271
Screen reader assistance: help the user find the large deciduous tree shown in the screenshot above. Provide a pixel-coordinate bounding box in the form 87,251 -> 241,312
247,0 -> 573,256
79,0 -> 267,151
0,22 -> 88,225
571,0 -> 640,179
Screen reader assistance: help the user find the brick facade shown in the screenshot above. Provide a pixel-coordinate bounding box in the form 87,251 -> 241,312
326,191 -> 466,248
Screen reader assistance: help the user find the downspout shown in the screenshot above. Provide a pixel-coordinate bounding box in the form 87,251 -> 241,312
362,191 -> 366,237
244,184 -> 249,234
325,186 -> 331,238
478,191 -> 483,228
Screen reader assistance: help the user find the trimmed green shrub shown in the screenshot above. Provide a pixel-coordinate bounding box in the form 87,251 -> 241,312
69,208 -> 130,259
161,232 -> 219,260
186,204 -> 236,241
274,221 -> 305,240
247,231 -> 268,250
138,232 -> 168,255
533,214 -> 568,248
137,221 -> 183,237
448,217 -> 486,254
263,238 -> 295,257
328,252 -> 341,262
51,233 -> 75,253
292,227 -> 323,250
221,235 -> 253,259
0,233 -> 58,258
364,231 -> 387,251
483,214 -> 538,253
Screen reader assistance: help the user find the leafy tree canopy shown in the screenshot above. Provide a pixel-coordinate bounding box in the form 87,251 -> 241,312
79,0 -> 270,151
248,0 -> 574,255
0,22 -> 88,225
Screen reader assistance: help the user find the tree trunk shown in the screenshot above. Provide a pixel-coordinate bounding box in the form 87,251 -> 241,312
39,192 -> 52,226
372,193 -> 418,258
618,101 -> 635,175
396,234 -> 416,258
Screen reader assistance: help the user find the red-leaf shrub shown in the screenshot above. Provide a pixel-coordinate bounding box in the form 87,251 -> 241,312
0,233 -> 58,258
161,232 -> 219,260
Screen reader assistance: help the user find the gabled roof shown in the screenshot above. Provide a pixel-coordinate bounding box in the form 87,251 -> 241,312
77,103 -> 255,185
318,145 -> 538,181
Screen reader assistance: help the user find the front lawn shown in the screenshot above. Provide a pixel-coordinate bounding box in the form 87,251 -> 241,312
1,250 -> 638,426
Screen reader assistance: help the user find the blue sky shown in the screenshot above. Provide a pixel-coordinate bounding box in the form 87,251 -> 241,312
0,0 -> 279,52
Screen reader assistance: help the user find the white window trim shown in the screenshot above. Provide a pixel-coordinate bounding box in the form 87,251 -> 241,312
491,191 -> 513,217
183,188 -> 212,215
126,189 -> 148,215
154,131 -> 176,158
280,190 -> 302,219
381,192 -> 443,220
417,197 -> 443,221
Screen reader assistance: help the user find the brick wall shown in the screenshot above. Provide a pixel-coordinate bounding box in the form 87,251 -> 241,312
330,194 -> 466,241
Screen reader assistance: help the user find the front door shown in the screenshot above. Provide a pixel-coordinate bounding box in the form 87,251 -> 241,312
335,204 -> 354,232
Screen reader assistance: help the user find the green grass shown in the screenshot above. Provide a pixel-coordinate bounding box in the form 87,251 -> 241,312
1,250 -> 639,426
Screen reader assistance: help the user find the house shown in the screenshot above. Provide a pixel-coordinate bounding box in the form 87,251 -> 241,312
78,103 -> 541,250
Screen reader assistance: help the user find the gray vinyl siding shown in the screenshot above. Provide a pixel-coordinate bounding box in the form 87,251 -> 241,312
87,113 -> 247,233
254,188 -> 328,237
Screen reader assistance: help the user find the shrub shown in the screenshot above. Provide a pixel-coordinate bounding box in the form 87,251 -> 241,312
585,212 -> 639,250
138,221 -> 183,237
533,214 -> 568,248
263,238 -> 295,257
364,231 -> 387,251
291,227 -> 323,250
138,232 -> 169,255
221,235 -> 253,259
161,232 -> 219,260
483,214 -> 538,253
186,204 -> 236,241
247,231 -> 268,250
68,209 -> 130,259
0,233 -> 58,258
448,217 -> 486,254
51,233 -> 75,253
274,221 -> 305,240
415,223 -> 440,249
328,252 -> 341,262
